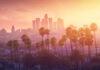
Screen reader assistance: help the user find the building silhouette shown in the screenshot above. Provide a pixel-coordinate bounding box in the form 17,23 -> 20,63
57,18 -> 64,31
32,14 -> 65,32
11,25 -> 15,33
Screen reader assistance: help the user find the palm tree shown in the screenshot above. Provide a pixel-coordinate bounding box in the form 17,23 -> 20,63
70,49 -> 84,70
71,29 -> 78,50
84,27 -> 93,59
7,40 -> 20,70
39,27 -> 45,49
58,39 -> 65,56
78,27 -> 84,37
66,27 -> 73,55
90,23 -> 98,56
61,35 -> 68,55
13,40 -> 19,59
13,40 -> 20,70
79,37 -> 86,55
50,37 -> 57,54
45,39 -> 50,50
7,40 -> 19,62
7,40 -> 13,61
36,42 -> 42,50
21,34 -> 32,53
45,29 -> 50,37
45,29 -> 50,50
78,27 -> 85,55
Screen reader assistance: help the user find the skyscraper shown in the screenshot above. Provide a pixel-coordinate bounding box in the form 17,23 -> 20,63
44,14 -> 49,29
11,25 -> 15,33
49,18 -> 53,30
32,20 -> 36,31
57,18 -> 64,31
36,18 -> 40,30
32,14 -> 65,32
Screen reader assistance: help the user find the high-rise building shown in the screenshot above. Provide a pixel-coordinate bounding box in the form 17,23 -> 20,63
52,22 -> 57,30
32,14 -> 65,32
11,25 -> 15,33
57,18 -> 64,31
44,14 -> 49,29
32,20 -> 36,31
36,18 -> 40,29
49,18 -> 53,30
41,18 -> 45,28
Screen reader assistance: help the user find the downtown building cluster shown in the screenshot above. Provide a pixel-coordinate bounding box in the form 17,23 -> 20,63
0,14 -> 65,44
32,14 -> 64,32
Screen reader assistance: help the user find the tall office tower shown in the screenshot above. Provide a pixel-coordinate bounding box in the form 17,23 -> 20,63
32,20 -> 36,31
41,18 -> 45,28
49,18 -> 53,30
11,25 -> 15,33
36,18 -> 40,30
57,18 -> 64,31
44,14 -> 49,29
52,22 -> 57,30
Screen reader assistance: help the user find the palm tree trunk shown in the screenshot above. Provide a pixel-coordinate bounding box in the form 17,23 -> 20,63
42,36 -> 44,50
82,44 -> 85,55
75,43 -> 78,50
65,42 -> 68,56
88,45 -> 91,60
70,40 -> 73,55
61,47 -> 63,56
47,35 -> 50,51
94,31 -> 98,56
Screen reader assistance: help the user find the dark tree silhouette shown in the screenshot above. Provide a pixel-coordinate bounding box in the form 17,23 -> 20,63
66,27 -> 73,55
84,27 -> 93,59
90,23 -> 98,56
39,27 -> 45,49
21,34 -> 32,53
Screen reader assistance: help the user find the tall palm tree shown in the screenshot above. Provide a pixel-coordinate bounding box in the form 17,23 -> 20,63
70,49 -> 84,70
71,29 -> 78,50
45,29 -> 50,37
50,37 -> 57,53
90,23 -> 98,56
78,27 -> 85,55
13,40 -> 20,70
7,40 -> 19,62
7,40 -> 13,61
45,29 -> 50,50
36,42 -> 42,50
58,39 -> 65,56
45,39 -> 50,50
39,27 -> 45,49
66,27 -> 73,55
61,35 -> 68,55
84,27 -> 93,59
21,34 -> 32,53
79,37 -> 86,55
13,40 -> 19,59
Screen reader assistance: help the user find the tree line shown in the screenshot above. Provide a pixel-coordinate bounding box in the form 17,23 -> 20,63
3,23 -> 100,70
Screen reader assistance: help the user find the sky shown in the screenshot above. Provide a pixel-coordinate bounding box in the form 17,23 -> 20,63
0,0 -> 100,32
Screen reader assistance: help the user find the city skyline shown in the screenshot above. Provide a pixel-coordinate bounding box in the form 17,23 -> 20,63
0,1 -> 100,70
0,14 -> 65,32
0,0 -> 100,31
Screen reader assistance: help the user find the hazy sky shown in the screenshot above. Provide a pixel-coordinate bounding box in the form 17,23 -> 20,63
0,0 -> 100,32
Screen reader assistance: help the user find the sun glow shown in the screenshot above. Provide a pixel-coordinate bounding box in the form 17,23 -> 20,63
0,0 -> 100,31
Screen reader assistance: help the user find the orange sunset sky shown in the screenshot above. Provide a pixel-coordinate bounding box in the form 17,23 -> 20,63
0,0 -> 100,32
